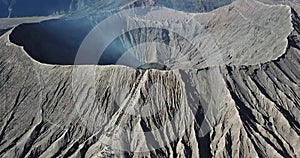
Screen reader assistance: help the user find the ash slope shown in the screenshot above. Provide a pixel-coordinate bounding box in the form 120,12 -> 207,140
0,0 -> 299,158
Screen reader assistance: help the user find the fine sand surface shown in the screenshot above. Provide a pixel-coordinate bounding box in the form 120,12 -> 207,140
0,0 -> 299,157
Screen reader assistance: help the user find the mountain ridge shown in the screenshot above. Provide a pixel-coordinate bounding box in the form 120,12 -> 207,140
0,0 -> 299,157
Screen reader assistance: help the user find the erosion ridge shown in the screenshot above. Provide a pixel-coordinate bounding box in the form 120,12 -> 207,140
0,0 -> 299,157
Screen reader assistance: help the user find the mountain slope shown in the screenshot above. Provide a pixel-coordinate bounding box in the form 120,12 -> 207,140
0,0 -> 299,157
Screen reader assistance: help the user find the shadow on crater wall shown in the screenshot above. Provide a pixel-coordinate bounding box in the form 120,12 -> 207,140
9,18 -> 93,65
10,18 -> 145,66
9,19 -> 174,68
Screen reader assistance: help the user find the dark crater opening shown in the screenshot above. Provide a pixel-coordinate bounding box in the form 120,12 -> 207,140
137,62 -> 168,70
9,18 -> 93,65
9,19 -> 171,70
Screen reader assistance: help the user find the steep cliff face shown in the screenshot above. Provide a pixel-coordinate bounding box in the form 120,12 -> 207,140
0,0 -> 299,157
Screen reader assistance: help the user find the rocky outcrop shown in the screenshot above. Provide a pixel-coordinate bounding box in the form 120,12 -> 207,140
0,0 -> 299,157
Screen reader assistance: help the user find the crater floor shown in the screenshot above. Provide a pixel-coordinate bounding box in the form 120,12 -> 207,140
0,0 -> 299,157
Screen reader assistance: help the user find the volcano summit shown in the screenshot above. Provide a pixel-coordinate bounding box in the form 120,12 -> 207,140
0,0 -> 299,157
